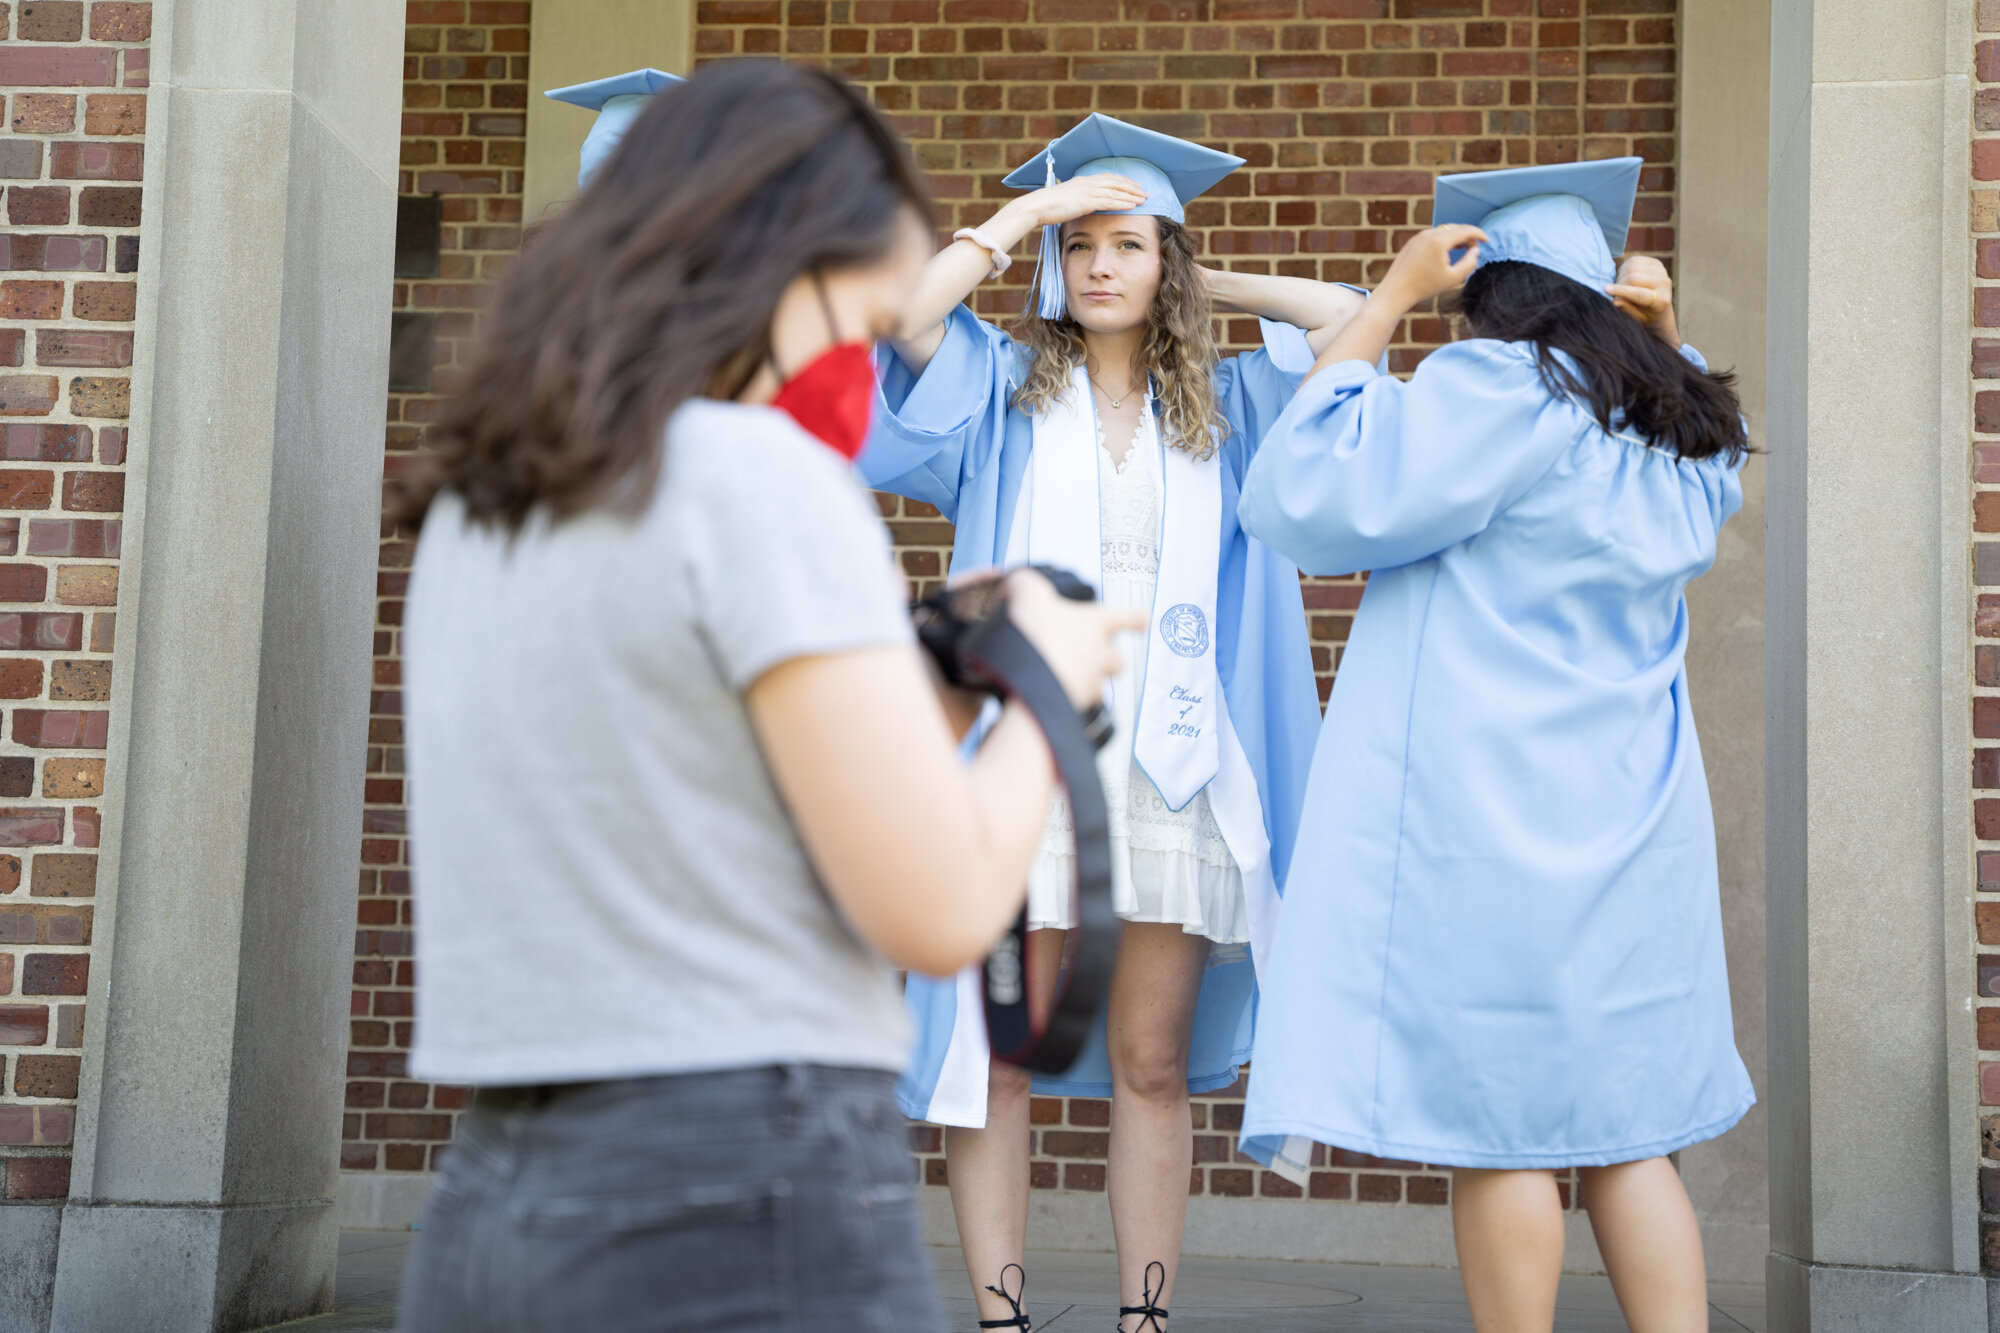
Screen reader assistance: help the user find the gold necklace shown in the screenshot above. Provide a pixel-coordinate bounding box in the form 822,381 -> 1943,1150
1088,374 -> 1137,409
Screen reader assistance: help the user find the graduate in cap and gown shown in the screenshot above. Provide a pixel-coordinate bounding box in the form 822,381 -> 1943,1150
859,114 -> 1360,1330
544,67 -> 684,189
1234,158 -> 1756,1333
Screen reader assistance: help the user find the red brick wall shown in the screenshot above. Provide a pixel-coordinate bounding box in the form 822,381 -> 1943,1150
696,0 -> 1676,1208
348,0 -> 1679,1211
0,0 -> 148,1205
344,0 -> 528,1176
1970,0 -> 2000,1273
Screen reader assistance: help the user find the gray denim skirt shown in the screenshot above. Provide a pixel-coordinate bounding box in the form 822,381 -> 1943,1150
396,1063 -> 942,1332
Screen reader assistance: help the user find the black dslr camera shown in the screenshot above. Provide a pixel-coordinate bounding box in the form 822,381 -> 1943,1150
909,566 -> 1117,1075
911,565 -> 1111,751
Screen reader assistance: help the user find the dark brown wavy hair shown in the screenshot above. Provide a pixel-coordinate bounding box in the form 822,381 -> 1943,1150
1452,260 -> 1750,464
392,60 -> 932,532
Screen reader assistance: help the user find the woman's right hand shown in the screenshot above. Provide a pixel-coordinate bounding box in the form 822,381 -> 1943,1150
1001,568 -> 1142,709
1377,224 -> 1489,310
1020,173 -> 1150,229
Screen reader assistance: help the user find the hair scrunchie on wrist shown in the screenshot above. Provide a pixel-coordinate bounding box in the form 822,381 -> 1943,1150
953,227 -> 1012,280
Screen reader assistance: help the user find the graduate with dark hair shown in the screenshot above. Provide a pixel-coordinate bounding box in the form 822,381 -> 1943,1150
1236,159 -> 1755,1333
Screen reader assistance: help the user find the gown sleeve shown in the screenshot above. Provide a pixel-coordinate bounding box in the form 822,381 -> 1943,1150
1237,338 -> 1574,577
1210,317 -> 1316,476
857,305 -> 1016,524
1211,289 -> 1380,476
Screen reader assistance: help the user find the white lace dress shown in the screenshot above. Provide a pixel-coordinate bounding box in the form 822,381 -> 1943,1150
1025,401 -> 1250,944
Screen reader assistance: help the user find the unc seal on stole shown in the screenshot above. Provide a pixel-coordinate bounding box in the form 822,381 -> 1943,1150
1158,603 -> 1209,659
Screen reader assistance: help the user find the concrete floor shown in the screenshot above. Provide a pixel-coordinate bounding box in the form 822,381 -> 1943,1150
261,1231 -> 1767,1331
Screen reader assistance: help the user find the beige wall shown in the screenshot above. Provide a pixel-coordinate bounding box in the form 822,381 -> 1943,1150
1676,0 -> 1774,1282
1764,0 -> 1986,1323
521,0 -> 693,227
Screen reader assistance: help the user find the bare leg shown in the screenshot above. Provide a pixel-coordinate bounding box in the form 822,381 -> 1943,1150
947,929 -> 1067,1329
1104,923 -> 1210,1332
947,1062 -> 1032,1328
1451,1168 -> 1564,1333
1580,1157 -> 1708,1333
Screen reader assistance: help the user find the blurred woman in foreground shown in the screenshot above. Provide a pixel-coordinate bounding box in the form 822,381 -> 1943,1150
392,60 -> 1133,1332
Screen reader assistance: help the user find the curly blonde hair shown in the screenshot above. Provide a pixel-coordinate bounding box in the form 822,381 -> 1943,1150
1008,217 -> 1225,458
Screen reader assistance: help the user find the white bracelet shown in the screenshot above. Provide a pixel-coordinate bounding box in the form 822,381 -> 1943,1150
952,227 -> 1012,280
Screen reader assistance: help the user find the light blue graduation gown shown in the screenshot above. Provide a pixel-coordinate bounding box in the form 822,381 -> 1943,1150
1235,340 -> 1756,1171
861,305 -> 1323,1115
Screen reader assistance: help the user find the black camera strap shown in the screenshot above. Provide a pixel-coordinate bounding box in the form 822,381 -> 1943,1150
957,612 -> 1117,1074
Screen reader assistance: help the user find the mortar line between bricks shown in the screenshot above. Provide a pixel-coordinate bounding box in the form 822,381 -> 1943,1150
1578,0 -> 1587,170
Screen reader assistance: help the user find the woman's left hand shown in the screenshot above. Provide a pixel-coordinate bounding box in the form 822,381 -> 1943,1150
1607,255 -> 1681,349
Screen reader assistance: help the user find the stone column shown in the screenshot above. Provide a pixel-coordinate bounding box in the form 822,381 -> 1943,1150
1677,0 -> 1775,1287
40,1 -> 402,1328
1765,0 -> 1987,1326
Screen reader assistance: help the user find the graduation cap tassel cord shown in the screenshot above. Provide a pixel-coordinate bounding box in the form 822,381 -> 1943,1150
1034,143 -> 1067,320
1034,223 -> 1066,321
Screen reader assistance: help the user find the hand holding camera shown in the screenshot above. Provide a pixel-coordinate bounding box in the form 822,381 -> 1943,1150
916,565 -> 1139,714
912,564 -> 1139,1073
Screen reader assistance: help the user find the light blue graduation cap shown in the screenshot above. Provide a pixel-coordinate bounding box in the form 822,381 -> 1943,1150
1432,156 -> 1643,294
1001,114 -> 1244,319
544,68 -> 684,189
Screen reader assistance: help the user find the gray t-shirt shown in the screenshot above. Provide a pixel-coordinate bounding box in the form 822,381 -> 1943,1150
406,398 -> 915,1085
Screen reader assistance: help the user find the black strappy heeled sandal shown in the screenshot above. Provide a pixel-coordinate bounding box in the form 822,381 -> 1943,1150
979,1263 -> 1032,1331
1117,1260 -> 1170,1332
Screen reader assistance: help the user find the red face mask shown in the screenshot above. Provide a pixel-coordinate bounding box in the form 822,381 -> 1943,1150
770,273 -> 876,462
771,340 -> 876,462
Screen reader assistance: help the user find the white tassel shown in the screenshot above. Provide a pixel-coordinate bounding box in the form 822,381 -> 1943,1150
1034,224 -> 1065,319
1031,142 -> 1067,320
